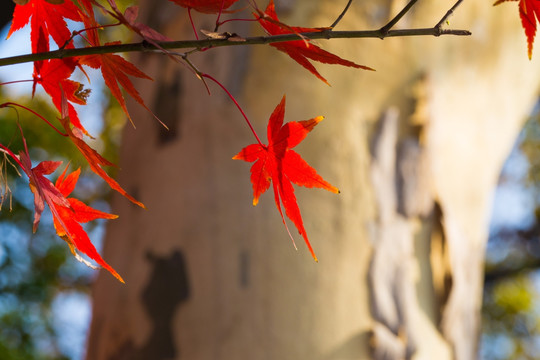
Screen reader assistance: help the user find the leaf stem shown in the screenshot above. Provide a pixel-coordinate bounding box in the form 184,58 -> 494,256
1,102 -> 68,137
188,8 -> 200,40
200,73 -> 264,147
216,17 -> 259,28
0,79 -> 34,86
214,0 -> 227,31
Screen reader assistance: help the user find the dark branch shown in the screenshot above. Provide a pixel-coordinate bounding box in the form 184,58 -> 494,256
0,27 -> 471,68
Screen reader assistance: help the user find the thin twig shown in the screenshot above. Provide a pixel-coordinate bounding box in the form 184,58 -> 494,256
330,0 -> 354,28
435,0 -> 465,30
0,27 -> 471,68
180,54 -> 211,94
379,0 -> 419,36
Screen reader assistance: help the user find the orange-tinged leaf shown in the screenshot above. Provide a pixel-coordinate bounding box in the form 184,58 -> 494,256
495,0 -> 540,59
256,0 -> 374,85
14,135 -> 123,282
53,166 -> 124,283
168,0 -> 240,14
233,95 -> 339,261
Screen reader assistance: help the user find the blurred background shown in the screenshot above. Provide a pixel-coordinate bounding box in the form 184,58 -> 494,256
0,1 -> 539,359
481,102 -> 540,360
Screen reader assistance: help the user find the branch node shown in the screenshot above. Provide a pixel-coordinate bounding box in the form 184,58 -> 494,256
378,25 -> 390,39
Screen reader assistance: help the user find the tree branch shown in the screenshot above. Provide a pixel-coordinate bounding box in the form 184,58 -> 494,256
435,0 -> 465,29
379,0 -> 420,36
0,27 -> 471,68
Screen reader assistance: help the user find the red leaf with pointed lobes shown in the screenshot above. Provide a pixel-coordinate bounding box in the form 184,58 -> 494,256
8,125 -> 68,234
53,166 -> 124,283
6,93 -> 122,283
8,0 -> 82,76
10,1 -> 90,135
18,152 -> 70,233
34,58 -> 90,135
77,1 -> 157,126
168,0 -> 240,14
495,0 -> 540,59
80,2 -> 160,126
8,0 -> 81,51
233,95 -> 339,261
80,43 -> 153,127
255,0 -> 374,85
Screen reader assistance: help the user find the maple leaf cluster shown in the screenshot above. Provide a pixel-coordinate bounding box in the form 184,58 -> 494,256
1,0 -> 374,281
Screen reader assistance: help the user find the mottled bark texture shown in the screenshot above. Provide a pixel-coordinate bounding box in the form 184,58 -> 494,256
87,1 -> 540,359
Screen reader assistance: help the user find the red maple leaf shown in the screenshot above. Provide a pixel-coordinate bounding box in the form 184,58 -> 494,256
168,0 -> 240,14
53,166 -> 123,283
80,44 -> 153,126
8,0 -> 82,74
8,0 -> 81,50
34,58 -> 90,134
10,134 -> 122,282
495,0 -> 540,59
17,152 -> 70,233
256,0 -> 373,85
8,1 -> 89,134
75,1 -> 156,126
0,127 -> 66,233
233,95 -> 339,261
78,2 -> 156,127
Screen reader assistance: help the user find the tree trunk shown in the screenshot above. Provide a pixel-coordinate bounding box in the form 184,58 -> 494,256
87,1 -> 540,359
